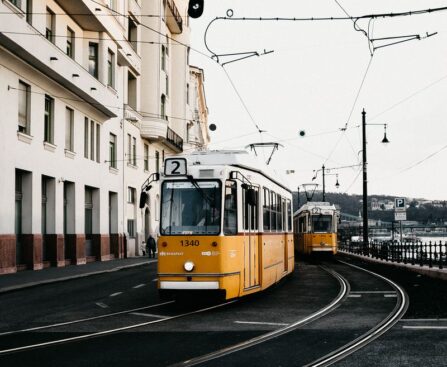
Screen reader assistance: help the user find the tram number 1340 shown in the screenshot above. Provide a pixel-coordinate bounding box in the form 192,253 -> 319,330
180,240 -> 200,247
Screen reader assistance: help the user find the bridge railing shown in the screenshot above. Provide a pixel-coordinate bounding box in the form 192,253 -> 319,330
339,240 -> 446,270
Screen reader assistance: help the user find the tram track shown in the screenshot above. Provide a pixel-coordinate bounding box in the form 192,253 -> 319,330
304,259 -> 409,367
169,266 -> 350,367
0,299 -> 236,356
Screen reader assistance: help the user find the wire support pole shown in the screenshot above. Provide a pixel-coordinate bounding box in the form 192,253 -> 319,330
362,109 -> 369,251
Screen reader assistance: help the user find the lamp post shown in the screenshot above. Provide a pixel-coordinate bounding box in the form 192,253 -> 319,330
312,166 -> 340,201
361,109 -> 390,252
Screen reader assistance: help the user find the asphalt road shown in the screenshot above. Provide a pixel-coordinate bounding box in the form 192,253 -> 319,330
0,256 -> 445,367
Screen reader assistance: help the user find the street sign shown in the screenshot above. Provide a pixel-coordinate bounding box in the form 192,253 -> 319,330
395,211 -> 407,221
395,198 -> 406,211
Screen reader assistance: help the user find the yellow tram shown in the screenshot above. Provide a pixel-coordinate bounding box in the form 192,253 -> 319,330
155,150 -> 294,300
293,202 -> 338,255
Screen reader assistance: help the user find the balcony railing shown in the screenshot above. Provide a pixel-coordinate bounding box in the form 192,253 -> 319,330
165,0 -> 183,34
166,127 -> 183,152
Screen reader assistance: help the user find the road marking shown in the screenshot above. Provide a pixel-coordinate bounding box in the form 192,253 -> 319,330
132,284 -> 146,289
403,326 -> 447,330
0,301 -> 175,337
109,292 -> 123,297
234,321 -> 289,326
384,294 -> 398,298
350,291 -> 395,294
152,278 -> 158,282
400,318 -> 447,322
95,302 -> 109,309
347,294 -> 362,298
130,312 -> 167,319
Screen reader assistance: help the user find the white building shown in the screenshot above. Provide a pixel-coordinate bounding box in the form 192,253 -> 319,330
0,0 -> 209,274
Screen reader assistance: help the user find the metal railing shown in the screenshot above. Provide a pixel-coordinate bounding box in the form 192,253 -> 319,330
339,240 -> 446,270
166,126 -> 183,152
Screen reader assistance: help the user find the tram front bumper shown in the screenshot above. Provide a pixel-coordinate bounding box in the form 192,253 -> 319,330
159,281 -> 219,290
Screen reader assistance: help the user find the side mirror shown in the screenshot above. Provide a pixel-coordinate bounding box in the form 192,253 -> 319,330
153,173 -> 160,181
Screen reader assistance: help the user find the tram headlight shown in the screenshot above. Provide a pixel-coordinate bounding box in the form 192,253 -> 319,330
184,261 -> 195,272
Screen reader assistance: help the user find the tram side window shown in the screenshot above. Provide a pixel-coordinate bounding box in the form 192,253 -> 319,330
243,186 -> 258,231
263,188 -> 270,231
287,199 -> 292,232
224,181 -> 237,235
270,191 -> 277,231
277,195 -> 283,232
298,216 -> 307,233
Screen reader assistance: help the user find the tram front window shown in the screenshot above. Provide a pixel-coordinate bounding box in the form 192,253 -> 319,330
311,215 -> 332,233
161,181 -> 221,235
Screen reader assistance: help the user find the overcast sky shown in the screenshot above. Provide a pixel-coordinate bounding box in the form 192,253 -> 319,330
189,1 -> 447,201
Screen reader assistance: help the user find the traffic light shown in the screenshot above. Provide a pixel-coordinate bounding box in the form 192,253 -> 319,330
188,0 -> 204,18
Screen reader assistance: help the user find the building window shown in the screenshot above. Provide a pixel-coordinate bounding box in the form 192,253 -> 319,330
186,83 -> 189,105
107,49 -> 115,88
161,45 -> 166,71
155,150 -> 160,174
161,95 -> 166,120
44,95 -> 54,143
26,0 -> 32,24
66,27 -> 74,58
65,107 -> 74,152
128,17 -> 137,50
84,118 -> 100,162
165,35 -> 169,56
127,134 -> 131,164
127,187 -> 136,203
88,43 -> 98,78
46,8 -> 55,43
127,72 -> 137,109
84,117 -> 89,158
144,144 -> 149,171
18,80 -> 30,134
132,137 -> 136,166
166,75 -> 169,97
109,133 -> 116,168
127,219 -> 135,237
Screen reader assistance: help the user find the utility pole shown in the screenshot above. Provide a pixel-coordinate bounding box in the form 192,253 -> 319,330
362,109 -> 368,251
322,165 -> 326,202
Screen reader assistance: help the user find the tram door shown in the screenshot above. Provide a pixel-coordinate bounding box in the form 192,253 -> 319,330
242,186 -> 260,289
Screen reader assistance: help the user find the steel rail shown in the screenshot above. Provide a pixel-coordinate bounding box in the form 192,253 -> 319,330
0,300 -> 237,355
170,266 -> 350,367
305,260 -> 409,367
0,300 -> 175,337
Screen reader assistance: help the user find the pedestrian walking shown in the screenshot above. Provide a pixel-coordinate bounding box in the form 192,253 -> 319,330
147,234 -> 157,258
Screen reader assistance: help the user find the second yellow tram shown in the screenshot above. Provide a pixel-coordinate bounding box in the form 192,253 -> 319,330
293,202 -> 339,255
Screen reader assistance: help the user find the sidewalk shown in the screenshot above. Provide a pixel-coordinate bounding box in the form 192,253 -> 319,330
340,250 -> 447,281
0,256 -> 155,294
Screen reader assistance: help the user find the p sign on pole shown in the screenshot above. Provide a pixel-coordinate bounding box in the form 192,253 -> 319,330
395,198 -> 406,211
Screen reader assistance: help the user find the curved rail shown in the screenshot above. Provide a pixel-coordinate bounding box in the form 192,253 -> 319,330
0,300 -> 237,355
170,267 -> 350,367
305,260 -> 409,367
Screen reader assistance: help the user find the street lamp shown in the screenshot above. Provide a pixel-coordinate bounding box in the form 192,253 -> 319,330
312,166 -> 341,201
361,109 -> 390,252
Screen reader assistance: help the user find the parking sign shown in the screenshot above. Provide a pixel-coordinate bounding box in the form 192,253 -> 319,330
395,198 -> 406,211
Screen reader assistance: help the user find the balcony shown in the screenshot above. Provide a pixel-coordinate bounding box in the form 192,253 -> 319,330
165,0 -> 183,34
55,0 -> 106,32
0,12 -> 116,118
124,104 -> 143,123
166,126 -> 183,152
140,117 -> 183,153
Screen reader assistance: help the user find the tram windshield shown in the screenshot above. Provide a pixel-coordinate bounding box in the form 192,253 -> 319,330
311,214 -> 333,233
161,180 -> 221,235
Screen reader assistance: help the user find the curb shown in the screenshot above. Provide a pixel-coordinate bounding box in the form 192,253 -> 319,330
0,259 -> 155,294
339,251 -> 447,282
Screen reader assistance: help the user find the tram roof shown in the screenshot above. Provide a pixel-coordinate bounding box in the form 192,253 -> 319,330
294,202 -> 337,215
175,150 -> 291,192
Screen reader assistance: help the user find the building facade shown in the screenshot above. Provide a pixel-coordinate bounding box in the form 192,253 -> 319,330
0,0 -> 209,274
